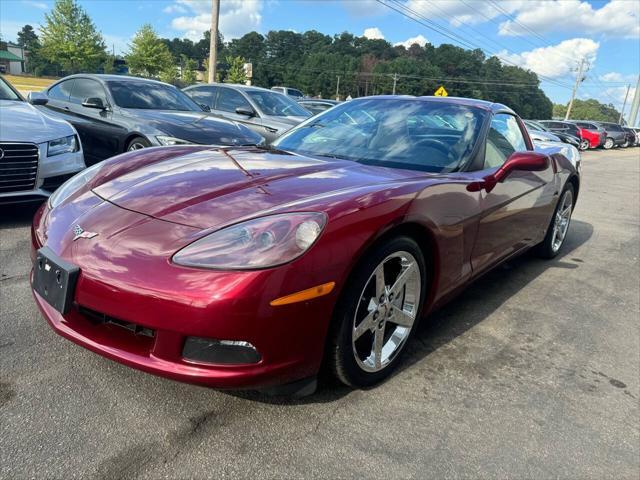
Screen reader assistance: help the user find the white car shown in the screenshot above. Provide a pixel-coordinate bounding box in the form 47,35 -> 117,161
0,75 -> 85,204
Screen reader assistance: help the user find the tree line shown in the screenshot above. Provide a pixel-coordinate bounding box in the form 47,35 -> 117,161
6,0 -> 621,121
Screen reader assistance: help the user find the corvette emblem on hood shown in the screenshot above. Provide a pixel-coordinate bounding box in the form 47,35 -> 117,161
72,224 -> 98,241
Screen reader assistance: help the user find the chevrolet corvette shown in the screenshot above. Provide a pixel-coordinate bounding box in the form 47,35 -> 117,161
30,96 -> 580,395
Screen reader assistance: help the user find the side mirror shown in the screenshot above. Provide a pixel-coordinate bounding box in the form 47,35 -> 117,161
200,104 -> 211,112
235,106 -> 255,117
82,97 -> 106,110
468,152 -> 549,193
28,91 -> 48,106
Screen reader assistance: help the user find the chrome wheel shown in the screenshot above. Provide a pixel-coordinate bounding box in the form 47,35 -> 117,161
128,142 -> 147,151
352,251 -> 421,373
604,138 -> 614,149
580,139 -> 589,150
551,190 -> 573,253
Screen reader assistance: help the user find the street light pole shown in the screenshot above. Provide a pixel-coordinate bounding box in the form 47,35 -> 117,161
392,73 -> 398,95
565,58 -> 586,121
208,0 -> 220,84
619,84 -> 631,124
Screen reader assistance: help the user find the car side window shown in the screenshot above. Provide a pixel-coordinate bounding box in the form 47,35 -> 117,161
70,78 -> 107,105
48,80 -> 74,101
484,113 -> 528,169
216,88 -> 251,113
187,87 -> 217,109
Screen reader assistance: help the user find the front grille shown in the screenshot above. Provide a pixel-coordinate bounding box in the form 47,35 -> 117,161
0,143 -> 39,193
78,306 -> 156,338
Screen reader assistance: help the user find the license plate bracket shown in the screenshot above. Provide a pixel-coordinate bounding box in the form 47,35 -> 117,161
32,247 -> 79,314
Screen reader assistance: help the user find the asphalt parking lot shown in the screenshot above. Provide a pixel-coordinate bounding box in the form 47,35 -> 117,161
1,148 -> 638,479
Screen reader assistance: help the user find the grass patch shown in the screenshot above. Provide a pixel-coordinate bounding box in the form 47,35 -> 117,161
4,74 -> 57,91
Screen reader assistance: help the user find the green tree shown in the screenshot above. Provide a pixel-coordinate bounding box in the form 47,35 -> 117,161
553,99 -> 621,122
39,0 -> 106,74
180,54 -> 197,85
224,55 -> 247,84
126,24 -> 174,78
17,24 -> 38,49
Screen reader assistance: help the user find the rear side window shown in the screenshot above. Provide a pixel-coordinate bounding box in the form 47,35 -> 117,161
484,113 -> 528,169
48,80 -> 74,101
70,78 -> 107,105
287,88 -> 304,98
186,87 -> 218,109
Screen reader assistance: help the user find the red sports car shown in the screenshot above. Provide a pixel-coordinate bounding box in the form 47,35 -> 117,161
31,97 -> 580,395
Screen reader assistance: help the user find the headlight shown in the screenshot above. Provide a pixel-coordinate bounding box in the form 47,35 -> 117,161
48,162 -> 103,209
47,135 -> 78,157
156,135 -> 194,146
173,212 -> 327,270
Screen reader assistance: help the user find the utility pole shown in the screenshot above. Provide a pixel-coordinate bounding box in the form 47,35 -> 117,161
564,58 -> 587,120
336,75 -> 340,100
392,73 -> 398,95
627,76 -> 640,127
208,0 -> 220,84
618,84 -> 631,124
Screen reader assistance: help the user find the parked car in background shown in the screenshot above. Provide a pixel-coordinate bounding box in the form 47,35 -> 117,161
297,98 -> 340,115
621,126 -> 638,147
184,84 -> 312,143
524,120 -> 581,149
594,122 -> 627,150
632,128 -> 640,146
30,96 -> 580,394
523,120 -> 563,143
537,120 -> 584,150
271,86 -> 305,99
33,75 -> 263,165
570,121 -> 605,149
0,74 -> 85,204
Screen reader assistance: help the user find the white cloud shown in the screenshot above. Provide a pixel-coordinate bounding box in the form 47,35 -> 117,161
605,86 -> 637,108
499,0 -> 640,38
405,0 -> 525,27
363,27 -> 384,40
169,0 -> 263,41
498,38 -> 599,78
22,1 -> 48,10
163,4 -> 187,14
394,34 -> 428,49
599,72 -> 638,83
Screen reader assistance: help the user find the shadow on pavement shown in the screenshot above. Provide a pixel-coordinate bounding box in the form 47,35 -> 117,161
0,201 -> 43,229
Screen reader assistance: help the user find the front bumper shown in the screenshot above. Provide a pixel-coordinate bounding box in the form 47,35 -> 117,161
30,199 -> 338,389
0,143 -> 85,204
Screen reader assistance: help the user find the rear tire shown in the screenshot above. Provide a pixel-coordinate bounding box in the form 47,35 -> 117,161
327,236 -> 427,388
127,136 -> 151,151
579,139 -> 589,151
603,137 -> 614,150
536,183 -> 574,259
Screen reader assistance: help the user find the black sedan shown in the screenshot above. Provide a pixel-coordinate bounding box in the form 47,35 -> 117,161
31,74 -> 263,165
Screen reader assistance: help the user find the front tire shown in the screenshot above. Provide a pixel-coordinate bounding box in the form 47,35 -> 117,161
127,136 -> 151,151
328,236 -> 427,388
579,139 -> 589,151
536,184 -> 574,259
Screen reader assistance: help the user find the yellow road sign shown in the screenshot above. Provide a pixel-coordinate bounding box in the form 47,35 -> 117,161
434,86 -> 448,97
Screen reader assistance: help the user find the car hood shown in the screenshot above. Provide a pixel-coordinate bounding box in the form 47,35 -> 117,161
528,130 -> 561,143
92,147 -> 423,230
0,100 -> 75,143
124,109 -> 263,145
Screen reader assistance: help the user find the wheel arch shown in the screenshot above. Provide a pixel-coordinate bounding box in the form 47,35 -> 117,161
567,173 -> 580,204
122,133 -> 149,152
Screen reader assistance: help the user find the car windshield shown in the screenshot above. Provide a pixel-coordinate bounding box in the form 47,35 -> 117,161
526,121 -> 547,132
108,81 -> 202,111
0,77 -> 21,101
273,98 -> 486,173
246,90 -> 310,117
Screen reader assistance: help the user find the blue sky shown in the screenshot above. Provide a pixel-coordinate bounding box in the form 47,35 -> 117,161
1,0 -> 638,114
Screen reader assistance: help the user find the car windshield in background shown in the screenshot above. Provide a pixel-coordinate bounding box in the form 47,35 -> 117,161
246,90 -> 310,117
273,98 -> 486,173
108,81 -> 202,111
0,78 -> 21,101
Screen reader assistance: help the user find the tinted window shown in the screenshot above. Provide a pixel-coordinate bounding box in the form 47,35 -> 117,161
274,98 -> 485,173
484,113 -> 527,169
48,80 -> 74,101
216,88 -> 251,113
70,78 -> 107,105
287,88 -> 304,98
0,77 -> 21,101
246,90 -> 310,117
186,87 -> 218,109
108,81 -> 201,111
